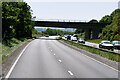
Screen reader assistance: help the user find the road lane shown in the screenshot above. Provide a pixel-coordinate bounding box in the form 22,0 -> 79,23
9,36 -> 118,78
9,39 -> 72,78
46,38 -> 118,78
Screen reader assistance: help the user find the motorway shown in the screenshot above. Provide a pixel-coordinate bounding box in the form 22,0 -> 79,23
62,37 -> 120,54
8,36 -> 118,78
85,42 -> 120,54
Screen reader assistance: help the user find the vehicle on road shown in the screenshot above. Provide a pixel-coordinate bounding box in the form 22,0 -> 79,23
112,41 -> 120,50
71,36 -> 78,41
71,34 -> 78,41
66,35 -> 71,40
73,34 -> 78,37
99,41 -> 114,51
64,35 -> 68,38
45,35 -> 49,37
78,38 -> 85,44
32,36 -> 37,39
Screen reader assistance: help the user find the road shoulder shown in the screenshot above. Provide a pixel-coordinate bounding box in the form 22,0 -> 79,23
2,40 -> 32,78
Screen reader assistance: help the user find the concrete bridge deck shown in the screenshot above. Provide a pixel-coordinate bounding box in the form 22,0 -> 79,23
34,21 -> 109,39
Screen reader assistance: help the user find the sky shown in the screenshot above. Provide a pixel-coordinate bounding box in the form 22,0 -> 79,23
24,0 -> 119,21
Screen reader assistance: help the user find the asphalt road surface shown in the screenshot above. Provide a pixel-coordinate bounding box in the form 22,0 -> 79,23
9,36 -> 118,78
62,37 -> 120,54
85,41 -> 120,54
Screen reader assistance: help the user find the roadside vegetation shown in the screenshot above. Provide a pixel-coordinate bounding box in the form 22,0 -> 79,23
2,2 -> 35,40
87,39 -> 103,44
32,29 -> 44,38
2,38 -> 31,61
60,38 -> 120,62
100,9 -> 120,41
42,28 -> 74,36
2,2 -> 34,61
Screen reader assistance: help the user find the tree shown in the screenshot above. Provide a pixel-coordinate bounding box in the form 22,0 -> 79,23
88,19 -> 98,23
45,28 -> 74,36
74,28 -> 84,34
2,2 -> 34,40
99,15 -> 111,23
102,9 -> 120,41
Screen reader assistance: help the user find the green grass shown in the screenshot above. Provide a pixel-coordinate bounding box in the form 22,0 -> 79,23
87,39 -> 104,44
1,38 -> 31,61
61,39 -> 120,62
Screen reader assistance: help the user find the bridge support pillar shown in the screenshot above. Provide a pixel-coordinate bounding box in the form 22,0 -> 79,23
92,28 -> 100,39
85,29 -> 91,40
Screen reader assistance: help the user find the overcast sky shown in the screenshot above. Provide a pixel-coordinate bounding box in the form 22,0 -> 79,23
25,0 -> 119,21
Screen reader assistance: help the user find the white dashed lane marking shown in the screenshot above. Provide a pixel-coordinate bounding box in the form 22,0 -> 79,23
58,60 -> 62,63
68,71 -> 74,76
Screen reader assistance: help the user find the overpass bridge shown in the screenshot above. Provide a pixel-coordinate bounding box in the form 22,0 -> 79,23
34,20 -> 109,40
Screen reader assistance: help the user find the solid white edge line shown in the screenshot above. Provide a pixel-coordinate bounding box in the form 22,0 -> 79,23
79,52 -> 120,72
68,71 -> 74,75
5,41 -> 32,78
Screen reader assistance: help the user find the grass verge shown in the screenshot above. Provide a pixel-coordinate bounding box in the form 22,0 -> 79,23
87,39 -> 104,44
1,38 -> 32,62
60,39 -> 120,62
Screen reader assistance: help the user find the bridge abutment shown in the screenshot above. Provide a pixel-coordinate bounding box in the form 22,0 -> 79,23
85,29 -> 91,40
92,28 -> 100,39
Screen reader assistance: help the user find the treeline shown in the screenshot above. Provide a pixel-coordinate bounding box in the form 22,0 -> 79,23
100,9 -> 120,41
2,2 -> 34,40
75,9 -> 120,41
32,29 -> 44,37
42,28 -> 74,36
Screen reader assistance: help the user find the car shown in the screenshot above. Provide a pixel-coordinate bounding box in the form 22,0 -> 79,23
64,35 -> 68,38
73,34 -> 78,37
45,35 -> 49,37
71,36 -> 78,41
73,34 -> 78,40
99,41 -> 114,51
112,41 -> 120,50
66,35 -> 71,40
32,36 -> 37,39
78,38 -> 85,44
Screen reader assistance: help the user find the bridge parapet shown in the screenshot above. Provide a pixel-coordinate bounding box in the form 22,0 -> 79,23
34,20 -> 109,40
35,19 -> 88,23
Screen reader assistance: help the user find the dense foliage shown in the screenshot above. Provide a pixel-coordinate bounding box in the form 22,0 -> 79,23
2,2 -> 34,40
43,28 -> 74,36
100,9 -> 120,41
88,19 -> 98,23
74,28 -> 84,34
32,29 -> 44,37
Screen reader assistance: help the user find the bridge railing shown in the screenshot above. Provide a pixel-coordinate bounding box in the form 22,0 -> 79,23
35,19 -> 88,22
